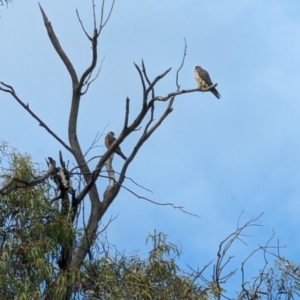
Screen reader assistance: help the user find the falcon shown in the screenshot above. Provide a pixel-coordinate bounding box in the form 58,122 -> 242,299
104,131 -> 127,161
194,66 -> 221,99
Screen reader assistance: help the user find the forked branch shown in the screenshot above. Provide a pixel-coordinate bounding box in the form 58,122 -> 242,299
97,44 -> 192,221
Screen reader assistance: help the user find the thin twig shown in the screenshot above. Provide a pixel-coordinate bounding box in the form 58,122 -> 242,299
121,183 -> 200,218
83,130 -> 104,157
100,171 -> 153,193
176,37 -> 187,90
145,68 -> 172,98
134,62 -> 146,97
142,60 -> 154,99
123,97 -> 130,130
98,0 -> 116,33
92,0 -> 97,32
76,9 -> 91,40
81,56 -> 105,95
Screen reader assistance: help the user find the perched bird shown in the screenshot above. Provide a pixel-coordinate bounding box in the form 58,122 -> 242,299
194,66 -> 221,99
104,131 -> 127,161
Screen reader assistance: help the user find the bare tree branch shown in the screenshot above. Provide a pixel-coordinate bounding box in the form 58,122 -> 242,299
101,170 -> 153,193
144,103 -> 155,134
152,84 -> 218,102
124,185 -> 200,218
83,131 -> 104,157
0,157 -> 56,196
0,0 -> 12,7
98,0 -> 116,34
0,82 -> 73,153
145,67 -> 172,98
134,62 -> 146,100
76,9 -> 91,40
80,56 -> 105,96
39,3 -> 79,87
123,97 -> 130,130
142,60 -> 154,98
176,38 -> 187,90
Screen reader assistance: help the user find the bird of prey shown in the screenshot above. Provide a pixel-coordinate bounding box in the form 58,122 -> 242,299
104,131 -> 127,161
194,66 -> 221,99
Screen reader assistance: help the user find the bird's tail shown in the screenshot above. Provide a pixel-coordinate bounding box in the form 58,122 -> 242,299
120,153 -> 127,161
211,88 -> 221,99
116,149 -> 127,161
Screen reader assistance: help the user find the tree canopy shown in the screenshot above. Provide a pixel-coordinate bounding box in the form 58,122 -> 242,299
0,144 -> 299,299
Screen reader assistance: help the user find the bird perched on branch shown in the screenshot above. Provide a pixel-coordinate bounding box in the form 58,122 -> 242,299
194,66 -> 221,99
104,131 -> 127,161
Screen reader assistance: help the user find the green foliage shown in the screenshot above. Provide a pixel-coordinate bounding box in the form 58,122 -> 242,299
0,144 -> 75,299
79,232 -> 209,300
0,143 -> 300,300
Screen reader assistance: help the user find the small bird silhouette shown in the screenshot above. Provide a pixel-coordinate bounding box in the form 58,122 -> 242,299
194,66 -> 221,99
104,131 -> 127,161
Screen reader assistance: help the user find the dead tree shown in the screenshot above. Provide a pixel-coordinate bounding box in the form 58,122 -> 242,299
0,1 -> 219,298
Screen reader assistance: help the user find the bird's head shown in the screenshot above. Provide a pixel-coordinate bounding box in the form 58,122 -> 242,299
195,66 -> 202,70
108,131 -> 115,136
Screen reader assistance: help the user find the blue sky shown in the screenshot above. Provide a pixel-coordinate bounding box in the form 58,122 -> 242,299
1,0 -> 300,293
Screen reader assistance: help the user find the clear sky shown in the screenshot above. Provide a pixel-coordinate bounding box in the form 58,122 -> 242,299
1,0 -> 300,294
